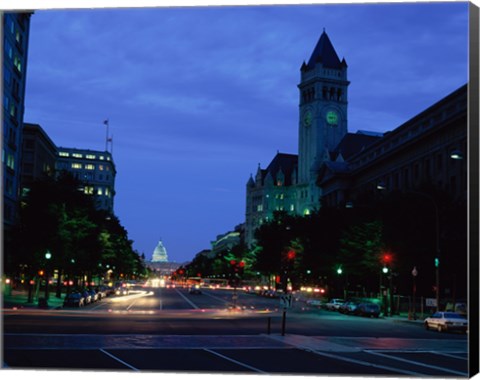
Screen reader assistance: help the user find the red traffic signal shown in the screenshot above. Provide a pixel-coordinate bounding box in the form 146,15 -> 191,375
287,250 -> 296,260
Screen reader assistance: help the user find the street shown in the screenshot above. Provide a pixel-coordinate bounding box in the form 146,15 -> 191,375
2,286 -> 469,376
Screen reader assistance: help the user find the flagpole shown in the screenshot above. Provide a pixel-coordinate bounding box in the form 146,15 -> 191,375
104,119 -> 109,152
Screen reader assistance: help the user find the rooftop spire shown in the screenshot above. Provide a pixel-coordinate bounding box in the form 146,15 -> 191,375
306,29 -> 342,70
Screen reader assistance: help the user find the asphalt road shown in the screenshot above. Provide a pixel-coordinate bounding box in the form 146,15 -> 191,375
2,286 -> 470,376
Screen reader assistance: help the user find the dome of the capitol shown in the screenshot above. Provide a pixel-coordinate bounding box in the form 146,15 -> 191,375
152,240 -> 168,263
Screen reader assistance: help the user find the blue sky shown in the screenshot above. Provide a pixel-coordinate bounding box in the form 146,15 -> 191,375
21,1 -> 469,263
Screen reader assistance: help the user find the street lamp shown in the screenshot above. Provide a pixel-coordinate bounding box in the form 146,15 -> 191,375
450,149 -> 464,160
45,250 -> 52,301
411,266 -> 418,320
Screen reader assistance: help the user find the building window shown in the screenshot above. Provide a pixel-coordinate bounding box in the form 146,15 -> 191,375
86,154 -> 96,159
72,163 -> 82,169
85,164 -> 95,170
13,54 -> 22,72
97,188 -> 103,196
59,152 -> 69,157
98,165 -> 104,171
84,186 -> 94,195
72,153 -> 83,158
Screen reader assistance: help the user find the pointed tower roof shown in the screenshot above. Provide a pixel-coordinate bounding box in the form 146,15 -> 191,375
306,29 -> 342,70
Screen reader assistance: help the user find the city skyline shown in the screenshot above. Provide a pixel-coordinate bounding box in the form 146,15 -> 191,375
22,2 -> 469,263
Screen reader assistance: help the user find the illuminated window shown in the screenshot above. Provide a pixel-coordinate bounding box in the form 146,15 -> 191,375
97,188 -> 103,195
86,154 -> 96,159
290,204 -> 295,211
7,154 -> 15,170
85,164 -> 95,170
84,186 -> 94,195
257,205 -> 263,212
72,163 -> 82,169
13,55 -> 21,72
59,152 -> 69,157
105,188 -> 110,196
98,165 -> 104,171
99,155 -> 105,160
72,153 -> 83,158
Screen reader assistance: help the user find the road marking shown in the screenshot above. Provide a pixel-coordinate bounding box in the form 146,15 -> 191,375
126,300 -> 138,311
364,350 -> 468,376
174,288 -> 199,309
203,348 -> 268,374
308,350 -> 426,376
431,351 -> 468,360
99,348 -> 139,371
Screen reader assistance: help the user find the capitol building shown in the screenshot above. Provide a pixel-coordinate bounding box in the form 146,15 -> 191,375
147,240 -> 181,276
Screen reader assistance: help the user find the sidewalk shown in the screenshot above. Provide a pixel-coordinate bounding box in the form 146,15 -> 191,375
2,289 -> 65,309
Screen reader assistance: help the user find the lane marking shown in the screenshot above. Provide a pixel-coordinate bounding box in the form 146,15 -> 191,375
364,350 -> 468,376
430,351 -> 468,360
174,288 -> 199,309
308,350 -> 426,376
126,300 -> 138,311
203,348 -> 268,374
99,348 -> 139,371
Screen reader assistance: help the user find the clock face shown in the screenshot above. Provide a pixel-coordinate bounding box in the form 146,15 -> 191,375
326,110 -> 339,125
303,110 -> 313,126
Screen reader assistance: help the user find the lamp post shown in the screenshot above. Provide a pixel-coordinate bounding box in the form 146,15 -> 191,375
411,266 -> 418,320
45,251 -> 52,301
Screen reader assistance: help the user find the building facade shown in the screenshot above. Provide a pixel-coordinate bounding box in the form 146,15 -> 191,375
20,123 -> 57,196
3,12 -> 32,228
318,85 -> 467,207
56,147 -> 116,213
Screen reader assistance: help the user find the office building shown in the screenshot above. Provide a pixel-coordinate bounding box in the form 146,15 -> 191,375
56,147 -> 116,213
3,12 -> 32,228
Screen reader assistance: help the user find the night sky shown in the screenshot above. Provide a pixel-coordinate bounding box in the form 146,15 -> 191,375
18,1 -> 469,263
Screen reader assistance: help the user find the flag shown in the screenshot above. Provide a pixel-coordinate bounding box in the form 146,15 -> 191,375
103,119 -> 109,125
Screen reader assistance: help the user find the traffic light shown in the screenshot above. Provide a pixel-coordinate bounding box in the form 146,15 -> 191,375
336,266 -> 343,275
434,257 -> 439,267
381,253 -> 392,264
287,250 -> 296,260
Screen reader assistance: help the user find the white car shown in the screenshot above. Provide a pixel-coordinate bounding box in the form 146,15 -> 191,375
325,298 -> 345,311
424,312 -> 468,333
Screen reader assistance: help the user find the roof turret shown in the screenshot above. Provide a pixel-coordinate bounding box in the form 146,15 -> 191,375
305,29 -> 342,70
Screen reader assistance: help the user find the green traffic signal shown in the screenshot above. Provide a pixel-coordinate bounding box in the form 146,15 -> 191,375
434,257 -> 440,267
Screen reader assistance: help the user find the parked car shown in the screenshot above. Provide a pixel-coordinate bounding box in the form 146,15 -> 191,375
354,302 -> 380,318
306,298 -> 324,307
63,291 -> 85,307
95,286 -> 107,300
339,301 -> 359,314
88,289 -> 98,302
189,285 -> 202,295
424,312 -> 468,333
325,298 -> 345,311
82,289 -> 92,304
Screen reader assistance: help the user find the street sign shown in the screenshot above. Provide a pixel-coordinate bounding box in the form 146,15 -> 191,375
280,294 -> 293,309
426,298 -> 437,307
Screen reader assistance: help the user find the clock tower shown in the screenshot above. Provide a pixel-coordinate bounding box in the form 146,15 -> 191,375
297,30 -> 349,214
